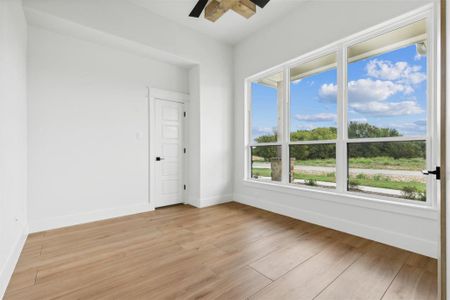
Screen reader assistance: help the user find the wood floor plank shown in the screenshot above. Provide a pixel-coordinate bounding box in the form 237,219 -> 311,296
249,229 -> 347,280
5,269 -> 37,293
60,245 -> 226,299
4,203 -> 437,299
315,243 -> 410,300
14,229 -> 185,274
250,238 -> 365,300
382,254 -> 437,300
206,225 -> 317,275
6,245 -> 224,299
184,266 -> 272,300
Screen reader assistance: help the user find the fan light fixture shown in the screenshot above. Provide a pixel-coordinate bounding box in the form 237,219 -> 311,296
189,0 -> 271,22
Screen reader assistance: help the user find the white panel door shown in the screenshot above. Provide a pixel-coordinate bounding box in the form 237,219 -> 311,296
154,99 -> 184,208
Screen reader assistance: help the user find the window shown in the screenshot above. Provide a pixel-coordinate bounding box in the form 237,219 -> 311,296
251,145 -> 282,182
347,20 -> 427,139
289,144 -> 336,189
246,11 -> 434,205
251,72 -> 283,143
346,19 -> 428,201
249,72 -> 284,182
289,53 -> 337,189
348,141 -> 426,201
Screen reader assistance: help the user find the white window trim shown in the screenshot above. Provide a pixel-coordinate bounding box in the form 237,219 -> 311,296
242,179 -> 438,220
244,4 -> 439,211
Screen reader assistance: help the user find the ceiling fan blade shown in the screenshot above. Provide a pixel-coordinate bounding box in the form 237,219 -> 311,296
189,0 -> 209,18
249,0 -> 270,8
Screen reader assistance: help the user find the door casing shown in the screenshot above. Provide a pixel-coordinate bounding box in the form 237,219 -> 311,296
148,87 -> 189,209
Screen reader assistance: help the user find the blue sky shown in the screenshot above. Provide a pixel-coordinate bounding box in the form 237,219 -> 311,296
252,44 -> 427,141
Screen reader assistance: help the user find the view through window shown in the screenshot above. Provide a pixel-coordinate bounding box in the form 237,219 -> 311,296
247,17 -> 431,203
346,19 -> 428,200
289,53 -> 337,189
250,72 -> 283,182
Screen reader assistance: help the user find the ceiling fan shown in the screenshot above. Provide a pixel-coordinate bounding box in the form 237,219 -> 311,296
189,0 -> 270,22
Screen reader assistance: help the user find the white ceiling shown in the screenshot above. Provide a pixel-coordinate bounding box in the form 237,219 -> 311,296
128,0 -> 306,45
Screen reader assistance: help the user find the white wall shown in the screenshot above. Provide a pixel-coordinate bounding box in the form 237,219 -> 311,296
27,25 -> 190,231
0,0 -> 28,296
234,0 -> 439,257
24,0 -> 234,209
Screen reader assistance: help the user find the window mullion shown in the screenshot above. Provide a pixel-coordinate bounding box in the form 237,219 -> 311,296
336,46 -> 348,193
281,67 -> 290,184
245,81 -> 250,180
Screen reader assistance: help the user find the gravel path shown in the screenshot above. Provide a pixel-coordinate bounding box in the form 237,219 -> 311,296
252,162 -> 423,177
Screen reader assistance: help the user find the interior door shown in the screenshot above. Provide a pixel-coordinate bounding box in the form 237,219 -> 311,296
154,99 -> 184,208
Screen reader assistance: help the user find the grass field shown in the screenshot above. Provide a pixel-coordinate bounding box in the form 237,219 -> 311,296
253,156 -> 425,171
294,156 -> 425,171
251,168 -> 426,193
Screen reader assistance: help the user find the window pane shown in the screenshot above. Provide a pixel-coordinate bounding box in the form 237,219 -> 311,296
289,144 -> 336,189
290,53 -> 337,141
251,72 -> 283,143
347,20 -> 427,139
347,141 -> 426,201
251,145 -> 282,182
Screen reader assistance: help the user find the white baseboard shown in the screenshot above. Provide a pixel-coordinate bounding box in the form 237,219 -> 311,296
235,193 -> 437,258
186,197 -> 201,208
198,194 -> 233,208
0,224 -> 28,299
29,203 -> 154,233
187,194 -> 232,208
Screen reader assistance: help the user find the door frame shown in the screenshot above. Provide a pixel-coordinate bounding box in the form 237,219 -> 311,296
440,0 -> 447,298
147,87 -> 190,210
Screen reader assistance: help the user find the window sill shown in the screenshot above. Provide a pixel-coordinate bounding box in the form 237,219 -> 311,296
242,179 -> 438,220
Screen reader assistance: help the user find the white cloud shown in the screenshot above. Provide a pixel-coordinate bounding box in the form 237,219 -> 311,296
318,83 -> 337,100
392,120 -> 426,130
349,100 -> 424,116
297,124 -> 317,131
414,119 -> 427,127
348,79 -> 413,102
407,72 -> 427,85
317,57 -> 426,117
349,117 -> 368,123
366,59 -> 426,85
319,79 -> 413,103
252,127 -> 274,137
295,113 -> 336,122
389,119 -> 427,135
414,53 -> 424,61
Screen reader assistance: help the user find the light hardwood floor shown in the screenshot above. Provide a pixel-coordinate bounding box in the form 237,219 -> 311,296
5,202 -> 437,299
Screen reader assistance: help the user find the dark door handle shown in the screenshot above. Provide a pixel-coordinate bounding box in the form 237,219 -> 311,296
422,166 -> 440,180
156,157 -> 164,161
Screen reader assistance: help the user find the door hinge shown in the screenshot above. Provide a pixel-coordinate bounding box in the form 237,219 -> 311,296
183,185 -> 186,190
183,111 -> 186,117
184,148 -> 186,154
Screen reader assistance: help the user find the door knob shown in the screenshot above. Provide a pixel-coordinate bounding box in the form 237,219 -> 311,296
156,157 -> 164,161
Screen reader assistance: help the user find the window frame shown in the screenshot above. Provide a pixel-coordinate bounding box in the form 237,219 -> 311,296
248,70 -> 285,146
247,68 -> 285,182
286,49 -> 339,189
244,4 -> 437,208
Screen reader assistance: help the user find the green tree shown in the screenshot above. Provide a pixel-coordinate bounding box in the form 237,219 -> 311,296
252,122 -> 425,161
252,133 -> 278,161
348,122 -> 400,138
290,127 -> 337,142
289,127 -> 336,161
347,122 -> 425,159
